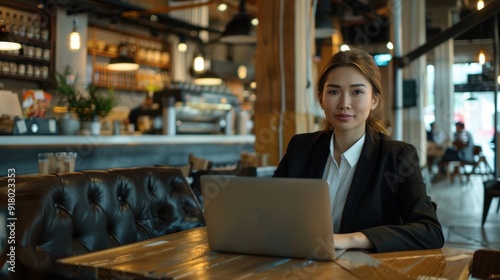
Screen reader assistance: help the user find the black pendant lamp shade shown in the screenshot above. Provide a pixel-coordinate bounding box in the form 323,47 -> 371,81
108,56 -> 139,71
220,0 -> 256,44
107,39 -> 139,71
194,70 -> 223,86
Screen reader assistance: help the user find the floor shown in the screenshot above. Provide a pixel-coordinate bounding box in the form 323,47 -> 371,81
425,170 -> 500,251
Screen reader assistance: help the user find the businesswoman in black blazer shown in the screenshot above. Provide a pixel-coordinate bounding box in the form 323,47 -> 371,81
274,49 -> 444,253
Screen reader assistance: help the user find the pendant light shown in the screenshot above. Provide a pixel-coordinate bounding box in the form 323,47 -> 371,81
69,15 -> 81,51
0,21 -> 20,51
108,38 -> 139,71
478,50 -> 485,65
193,69 -> 223,86
220,0 -> 256,44
177,34 -> 187,53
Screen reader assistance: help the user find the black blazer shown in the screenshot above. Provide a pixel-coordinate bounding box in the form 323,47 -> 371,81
274,130 -> 444,252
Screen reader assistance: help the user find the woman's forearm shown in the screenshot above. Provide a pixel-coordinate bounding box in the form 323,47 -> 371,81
334,232 -> 374,250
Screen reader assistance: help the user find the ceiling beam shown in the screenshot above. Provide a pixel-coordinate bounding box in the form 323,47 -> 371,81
397,0 -> 500,68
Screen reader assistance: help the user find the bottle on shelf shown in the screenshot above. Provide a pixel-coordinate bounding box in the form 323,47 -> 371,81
25,16 -> 33,39
11,13 -> 18,35
4,12 -> 11,33
32,15 -> 40,40
18,15 -> 26,37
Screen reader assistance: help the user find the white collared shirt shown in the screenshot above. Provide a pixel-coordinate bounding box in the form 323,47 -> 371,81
322,133 -> 365,232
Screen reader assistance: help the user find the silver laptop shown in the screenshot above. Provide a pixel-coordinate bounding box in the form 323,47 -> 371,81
201,175 -> 340,261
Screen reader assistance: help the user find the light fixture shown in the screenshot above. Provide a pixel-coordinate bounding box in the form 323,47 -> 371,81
477,0 -> 485,10
108,56 -> 140,71
237,65 -> 247,79
466,93 -> 478,101
479,50 -> 485,65
315,0 -> 334,39
386,42 -> 394,50
177,34 -> 187,53
340,44 -> 350,51
217,3 -> 228,11
108,39 -> 139,71
69,15 -> 80,51
193,53 -> 205,72
193,70 -> 223,85
220,0 -> 256,44
0,21 -> 21,51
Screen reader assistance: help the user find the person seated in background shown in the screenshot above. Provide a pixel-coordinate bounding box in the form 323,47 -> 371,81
426,122 -> 446,174
437,121 -> 474,177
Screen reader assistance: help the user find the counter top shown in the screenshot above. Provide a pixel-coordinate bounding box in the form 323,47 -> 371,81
0,134 -> 255,146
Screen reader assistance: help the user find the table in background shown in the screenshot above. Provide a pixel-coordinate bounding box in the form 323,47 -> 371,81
58,227 -> 473,280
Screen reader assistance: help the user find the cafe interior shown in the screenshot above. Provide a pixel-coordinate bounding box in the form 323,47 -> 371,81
0,0 -> 500,278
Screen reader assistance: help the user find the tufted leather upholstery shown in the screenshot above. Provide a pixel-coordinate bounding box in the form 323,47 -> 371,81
0,167 -> 205,279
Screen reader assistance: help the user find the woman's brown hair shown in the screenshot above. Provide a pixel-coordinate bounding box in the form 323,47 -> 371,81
317,48 -> 388,136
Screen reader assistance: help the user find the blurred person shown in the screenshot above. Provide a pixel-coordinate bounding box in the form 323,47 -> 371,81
436,121 -> 474,177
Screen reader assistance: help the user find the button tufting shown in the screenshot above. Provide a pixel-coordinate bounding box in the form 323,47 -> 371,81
118,196 -> 122,201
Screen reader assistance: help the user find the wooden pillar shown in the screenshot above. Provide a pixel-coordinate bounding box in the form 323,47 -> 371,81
254,0 -> 297,165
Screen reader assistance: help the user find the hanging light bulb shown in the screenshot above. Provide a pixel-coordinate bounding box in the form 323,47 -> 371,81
177,34 -> 187,53
340,44 -> 350,51
69,15 -> 80,51
478,50 -> 485,65
386,42 -> 394,50
193,53 -> 205,72
237,65 -> 247,79
477,0 -> 484,10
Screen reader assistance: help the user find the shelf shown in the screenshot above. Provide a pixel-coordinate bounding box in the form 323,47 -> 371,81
136,59 -> 169,69
88,49 -> 119,58
88,49 -> 169,69
17,37 -> 51,48
0,73 -> 51,83
93,83 -> 144,92
0,53 -> 50,65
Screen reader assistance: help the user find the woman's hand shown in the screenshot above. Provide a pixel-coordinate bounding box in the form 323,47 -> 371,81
334,232 -> 374,250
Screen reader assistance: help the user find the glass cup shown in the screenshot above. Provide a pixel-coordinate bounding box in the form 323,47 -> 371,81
38,152 -> 77,174
64,152 -> 77,172
55,152 -> 77,173
38,152 -> 53,174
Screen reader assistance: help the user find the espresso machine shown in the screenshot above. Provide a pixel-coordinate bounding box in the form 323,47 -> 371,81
153,84 -> 239,135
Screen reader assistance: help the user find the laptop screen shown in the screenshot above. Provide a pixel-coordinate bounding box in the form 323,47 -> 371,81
201,175 -> 336,261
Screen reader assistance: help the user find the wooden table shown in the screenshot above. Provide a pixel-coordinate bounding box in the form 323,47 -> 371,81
58,227 -> 473,280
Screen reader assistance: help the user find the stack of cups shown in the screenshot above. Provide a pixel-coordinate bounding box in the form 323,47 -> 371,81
38,152 -> 77,174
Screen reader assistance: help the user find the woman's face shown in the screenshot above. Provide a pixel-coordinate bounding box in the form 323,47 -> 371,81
320,66 -> 379,138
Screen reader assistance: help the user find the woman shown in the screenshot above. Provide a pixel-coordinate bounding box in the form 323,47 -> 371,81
273,49 -> 444,252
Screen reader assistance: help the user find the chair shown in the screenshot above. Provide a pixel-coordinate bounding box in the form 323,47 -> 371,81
154,163 -> 192,178
240,151 -> 270,168
189,153 -> 213,172
461,145 -> 493,182
482,179 -> 500,226
471,249 -> 500,279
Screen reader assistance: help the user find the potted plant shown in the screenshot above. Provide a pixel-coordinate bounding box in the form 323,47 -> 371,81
55,67 -> 117,135
74,84 -> 117,136
54,67 -> 81,135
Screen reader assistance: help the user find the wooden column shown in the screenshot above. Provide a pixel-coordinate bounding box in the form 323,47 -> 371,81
254,0 -> 297,165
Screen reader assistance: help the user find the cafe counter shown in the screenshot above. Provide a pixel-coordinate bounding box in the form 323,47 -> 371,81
0,134 -> 255,176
